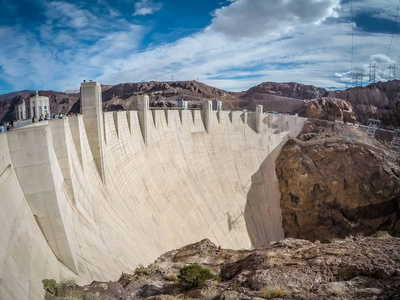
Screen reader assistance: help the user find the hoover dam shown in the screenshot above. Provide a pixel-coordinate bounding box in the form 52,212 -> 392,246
0,81 -> 306,299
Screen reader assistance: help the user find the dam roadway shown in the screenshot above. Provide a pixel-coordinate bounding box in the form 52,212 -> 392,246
0,81 -> 306,299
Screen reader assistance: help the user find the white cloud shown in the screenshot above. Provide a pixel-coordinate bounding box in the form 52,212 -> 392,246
1,0 -> 400,93
0,1 -> 147,92
0,26 -> 58,90
132,0 -> 162,16
208,0 -> 340,39
95,9 -> 400,91
45,1 -> 97,28
370,54 -> 396,65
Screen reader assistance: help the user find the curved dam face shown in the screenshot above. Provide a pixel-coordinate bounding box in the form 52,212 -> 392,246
0,82 -> 306,299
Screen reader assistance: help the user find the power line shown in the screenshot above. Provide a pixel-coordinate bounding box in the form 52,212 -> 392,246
382,0 -> 400,78
350,0 -> 354,82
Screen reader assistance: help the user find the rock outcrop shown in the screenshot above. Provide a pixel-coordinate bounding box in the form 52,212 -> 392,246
45,237 -> 400,299
276,138 -> 400,242
299,97 -> 356,123
238,82 -> 326,114
243,82 -> 325,100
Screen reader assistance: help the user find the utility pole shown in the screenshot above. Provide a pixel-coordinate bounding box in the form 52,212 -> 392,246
368,64 -> 378,84
353,72 -> 364,87
388,65 -> 398,81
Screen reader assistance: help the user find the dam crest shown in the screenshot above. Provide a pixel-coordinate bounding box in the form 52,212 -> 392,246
0,81 -> 306,299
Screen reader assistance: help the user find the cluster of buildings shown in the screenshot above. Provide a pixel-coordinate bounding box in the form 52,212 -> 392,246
15,91 -> 51,121
14,91 -> 222,122
176,99 -> 222,110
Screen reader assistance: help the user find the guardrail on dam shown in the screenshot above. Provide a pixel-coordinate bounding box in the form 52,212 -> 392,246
0,81 -> 306,299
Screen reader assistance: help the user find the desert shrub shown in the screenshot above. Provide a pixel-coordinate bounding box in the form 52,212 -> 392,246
178,264 -> 202,288
200,285 -> 219,300
355,232 -> 365,240
83,293 -> 100,300
42,279 -> 62,296
165,272 -> 178,282
163,296 -> 194,300
197,268 -> 221,286
135,265 -> 149,276
260,286 -> 290,299
330,283 -> 345,297
263,251 -> 281,268
376,230 -> 391,239
178,264 -> 221,289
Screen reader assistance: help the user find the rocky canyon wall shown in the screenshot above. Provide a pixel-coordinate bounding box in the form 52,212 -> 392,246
277,138 -> 400,242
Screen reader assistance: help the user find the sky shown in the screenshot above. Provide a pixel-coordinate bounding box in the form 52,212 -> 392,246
0,0 -> 399,94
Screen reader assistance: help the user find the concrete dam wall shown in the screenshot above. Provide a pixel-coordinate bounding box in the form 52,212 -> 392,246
0,82 -> 306,299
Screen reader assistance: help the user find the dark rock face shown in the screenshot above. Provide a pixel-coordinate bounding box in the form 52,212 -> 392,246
334,80 -> 400,128
46,237 -> 400,299
220,253 -> 264,280
276,141 -> 400,242
0,95 -> 22,121
0,91 -> 35,121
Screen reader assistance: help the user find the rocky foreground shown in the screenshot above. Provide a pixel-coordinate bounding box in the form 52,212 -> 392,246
45,236 -> 400,300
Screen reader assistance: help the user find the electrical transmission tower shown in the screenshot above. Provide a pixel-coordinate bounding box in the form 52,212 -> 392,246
388,129 -> 400,160
368,64 -> 378,84
364,118 -> 381,144
388,65 -> 398,80
353,72 -> 364,86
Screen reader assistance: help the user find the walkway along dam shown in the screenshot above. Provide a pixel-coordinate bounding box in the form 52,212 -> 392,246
0,81 -> 306,299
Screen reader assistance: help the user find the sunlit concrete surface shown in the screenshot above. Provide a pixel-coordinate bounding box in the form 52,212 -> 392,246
0,82 -> 306,299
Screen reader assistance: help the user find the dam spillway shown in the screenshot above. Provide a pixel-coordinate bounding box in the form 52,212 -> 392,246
0,81 -> 306,299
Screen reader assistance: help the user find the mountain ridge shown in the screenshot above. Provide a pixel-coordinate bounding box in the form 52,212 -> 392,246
1,80 -> 400,128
